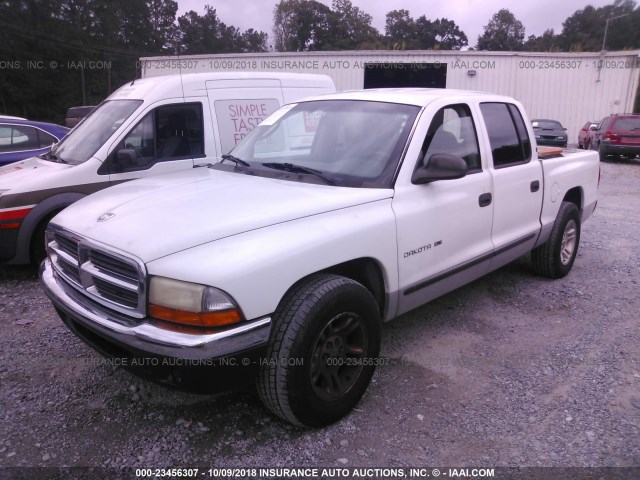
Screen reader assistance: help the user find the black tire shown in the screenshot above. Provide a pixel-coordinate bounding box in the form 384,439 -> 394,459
531,202 -> 581,279
597,143 -> 607,162
257,273 -> 381,427
30,211 -> 58,267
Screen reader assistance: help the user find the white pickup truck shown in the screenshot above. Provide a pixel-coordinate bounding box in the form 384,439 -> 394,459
41,89 -> 600,427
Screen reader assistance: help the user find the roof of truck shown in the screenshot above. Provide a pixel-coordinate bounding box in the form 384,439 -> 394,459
300,88 -> 517,107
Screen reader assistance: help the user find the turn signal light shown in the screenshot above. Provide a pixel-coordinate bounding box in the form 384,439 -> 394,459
149,304 -> 242,327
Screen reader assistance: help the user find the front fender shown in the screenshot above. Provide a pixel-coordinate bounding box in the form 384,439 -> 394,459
146,199 -> 398,321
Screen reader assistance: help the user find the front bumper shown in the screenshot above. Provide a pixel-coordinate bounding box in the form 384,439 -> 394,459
40,259 -> 271,391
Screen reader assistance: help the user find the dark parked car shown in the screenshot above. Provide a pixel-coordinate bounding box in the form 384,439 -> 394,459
0,118 -> 69,166
592,114 -> 640,161
578,121 -> 599,149
532,119 -> 568,148
64,105 -> 96,128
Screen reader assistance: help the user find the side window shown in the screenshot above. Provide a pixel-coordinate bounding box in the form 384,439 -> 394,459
508,104 -> 532,161
156,104 -> 204,159
0,126 -> 13,151
0,126 -> 39,152
120,114 -> 154,167
110,103 -> 203,172
419,104 -> 481,172
37,130 -> 57,148
480,103 -> 531,168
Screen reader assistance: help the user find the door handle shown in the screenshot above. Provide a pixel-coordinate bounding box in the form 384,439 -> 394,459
478,192 -> 492,207
530,180 -> 540,192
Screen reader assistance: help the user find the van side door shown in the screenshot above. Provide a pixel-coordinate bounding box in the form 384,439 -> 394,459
478,102 -> 543,270
206,79 -> 285,157
100,102 -> 205,182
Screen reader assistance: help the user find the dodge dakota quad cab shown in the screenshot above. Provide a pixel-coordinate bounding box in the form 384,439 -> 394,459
0,72 -> 334,265
40,89 -> 600,427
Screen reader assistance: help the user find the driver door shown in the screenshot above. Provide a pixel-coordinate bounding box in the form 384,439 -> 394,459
102,102 -> 204,183
393,102 -> 495,314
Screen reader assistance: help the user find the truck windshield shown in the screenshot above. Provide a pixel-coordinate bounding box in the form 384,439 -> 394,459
50,100 -> 142,165
228,100 -> 420,188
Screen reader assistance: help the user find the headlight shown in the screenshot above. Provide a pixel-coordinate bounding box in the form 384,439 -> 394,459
535,135 -> 541,139
148,276 -> 242,328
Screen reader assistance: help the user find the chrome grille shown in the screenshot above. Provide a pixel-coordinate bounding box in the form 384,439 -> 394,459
47,227 -> 146,319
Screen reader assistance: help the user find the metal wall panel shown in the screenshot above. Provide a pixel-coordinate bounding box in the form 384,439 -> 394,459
141,50 -> 640,144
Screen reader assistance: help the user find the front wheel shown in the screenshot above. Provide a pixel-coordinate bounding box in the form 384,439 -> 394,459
531,202 -> 581,279
257,274 -> 381,427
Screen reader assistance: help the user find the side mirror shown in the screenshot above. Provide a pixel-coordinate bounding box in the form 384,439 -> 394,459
115,149 -> 137,166
563,127 -> 567,131
412,153 -> 468,185
108,149 -> 138,173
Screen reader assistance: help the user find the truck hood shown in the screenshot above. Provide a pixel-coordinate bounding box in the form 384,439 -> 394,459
53,168 -> 393,263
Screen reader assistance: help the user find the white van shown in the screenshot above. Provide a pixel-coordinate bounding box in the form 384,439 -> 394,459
0,72 -> 335,264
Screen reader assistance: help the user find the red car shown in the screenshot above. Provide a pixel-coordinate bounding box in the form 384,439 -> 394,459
578,120 -> 599,149
592,114 -> 640,161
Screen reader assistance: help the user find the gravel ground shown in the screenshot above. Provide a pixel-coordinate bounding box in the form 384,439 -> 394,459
1,158 -> 639,478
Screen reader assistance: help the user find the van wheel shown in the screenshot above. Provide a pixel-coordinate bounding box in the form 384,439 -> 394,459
257,274 -> 381,427
30,211 -> 59,267
531,202 -> 581,279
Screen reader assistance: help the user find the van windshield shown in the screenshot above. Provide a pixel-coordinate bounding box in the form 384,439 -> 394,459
51,100 -> 142,165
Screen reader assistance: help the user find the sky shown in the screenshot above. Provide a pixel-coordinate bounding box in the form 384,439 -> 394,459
177,0 -> 617,48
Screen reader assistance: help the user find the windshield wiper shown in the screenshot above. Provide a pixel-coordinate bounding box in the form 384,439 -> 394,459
221,154 -> 250,167
261,162 -> 337,186
40,151 -> 67,163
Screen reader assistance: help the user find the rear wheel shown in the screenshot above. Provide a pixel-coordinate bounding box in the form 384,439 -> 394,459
531,202 -> 581,279
257,274 -> 381,427
597,143 -> 607,162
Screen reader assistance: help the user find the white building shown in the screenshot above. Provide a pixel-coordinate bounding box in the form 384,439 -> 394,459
140,50 -> 640,144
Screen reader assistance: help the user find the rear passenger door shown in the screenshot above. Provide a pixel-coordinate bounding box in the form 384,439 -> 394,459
479,102 -> 543,270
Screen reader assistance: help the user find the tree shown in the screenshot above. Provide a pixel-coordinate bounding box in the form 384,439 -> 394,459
385,11 -> 467,50
477,9 -> 525,51
239,29 -> 269,53
560,0 -> 638,51
426,17 -> 468,50
327,0 -> 379,50
175,6 -> 265,54
147,0 -> 179,52
272,0 -> 333,51
525,29 -> 561,52
385,9 -> 418,49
